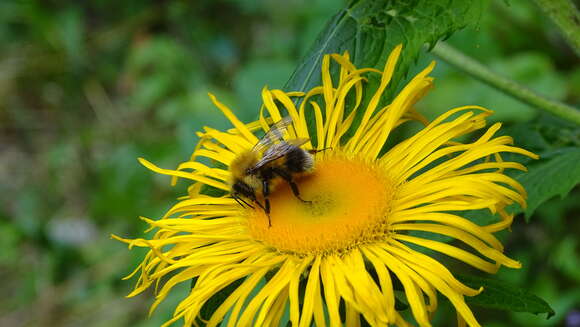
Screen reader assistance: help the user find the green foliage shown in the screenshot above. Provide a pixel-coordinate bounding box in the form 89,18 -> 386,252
0,0 -> 577,326
459,274 -> 555,318
282,0 -> 487,147
516,147 -> 580,219
0,1 -> 343,325
497,117 -> 580,220
285,0 -> 486,97
422,52 -> 568,122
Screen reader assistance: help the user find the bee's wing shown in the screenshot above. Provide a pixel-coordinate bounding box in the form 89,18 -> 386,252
287,138 -> 309,147
252,116 -> 293,153
250,139 -> 310,173
250,143 -> 293,172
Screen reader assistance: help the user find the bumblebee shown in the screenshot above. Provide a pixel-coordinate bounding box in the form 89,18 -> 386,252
229,116 -> 323,226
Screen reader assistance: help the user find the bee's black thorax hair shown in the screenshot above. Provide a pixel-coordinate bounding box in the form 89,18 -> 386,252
284,146 -> 314,173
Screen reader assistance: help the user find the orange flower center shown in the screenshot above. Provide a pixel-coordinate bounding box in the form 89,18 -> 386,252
246,155 -> 395,255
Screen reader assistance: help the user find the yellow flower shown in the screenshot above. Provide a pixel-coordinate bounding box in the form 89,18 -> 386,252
114,44 -> 538,327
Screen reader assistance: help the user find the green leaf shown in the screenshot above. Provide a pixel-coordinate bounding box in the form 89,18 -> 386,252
284,0 -> 486,97
194,277 -> 244,326
281,0 -> 486,145
483,117 -> 580,221
458,274 -> 555,318
516,147 -> 580,219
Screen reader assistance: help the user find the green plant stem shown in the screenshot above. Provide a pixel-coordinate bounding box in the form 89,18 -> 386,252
533,0 -> 580,56
431,42 -> 580,125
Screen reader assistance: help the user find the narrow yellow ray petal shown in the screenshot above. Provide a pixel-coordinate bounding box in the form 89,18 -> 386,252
138,158 -> 230,191
335,257 -> 373,312
221,255 -> 283,327
164,196 -> 236,212
238,259 -> 294,326
326,76 -> 363,146
390,211 -> 504,251
193,148 -> 235,166
457,312 -> 468,327
203,126 -> 253,152
310,101 -> 325,150
179,265 -> 260,325
232,117 -> 272,134
326,255 -> 363,313
360,247 -> 397,323
395,312 -> 414,327
348,44 -> 403,147
388,111 -> 478,176
320,257 -> 342,327
258,104 -> 271,134
387,239 -> 482,296
337,51 -> 350,83
261,86 -> 282,121
406,142 -> 537,187
299,86 -> 324,114
153,267 -> 203,309
349,104 -> 391,155
483,210 -> 515,233
175,161 -> 230,182
263,288 -> 289,327
409,262 -> 482,327
368,245 -> 432,327
321,54 -> 335,118
289,256 -> 314,326
208,93 -> 258,144
379,245 -> 438,313
395,234 -> 499,273
360,62 -> 436,158
361,74 -> 435,159
271,89 -> 309,139
345,305 -> 361,327
447,162 -> 528,177
299,256 -> 322,327
312,282 -> 327,327
261,87 -> 298,139
380,106 -> 491,175
162,197 -> 237,215
345,249 -> 389,323
215,271 -> 268,327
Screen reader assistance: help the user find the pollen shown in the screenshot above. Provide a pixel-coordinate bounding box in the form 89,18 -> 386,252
246,154 -> 396,255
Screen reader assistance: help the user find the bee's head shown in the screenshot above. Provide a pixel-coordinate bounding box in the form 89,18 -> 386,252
230,150 -> 258,177
231,182 -> 244,195
246,166 -> 257,175
232,179 -> 257,198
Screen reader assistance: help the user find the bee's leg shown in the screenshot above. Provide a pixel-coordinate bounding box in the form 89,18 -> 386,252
308,147 -> 332,154
232,195 -> 245,208
252,198 -> 267,212
272,168 -> 311,204
232,194 -> 254,209
249,197 -> 270,226
262,179 -> 272,227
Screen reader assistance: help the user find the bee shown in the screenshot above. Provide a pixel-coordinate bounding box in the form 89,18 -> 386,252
229,116 -> 325,226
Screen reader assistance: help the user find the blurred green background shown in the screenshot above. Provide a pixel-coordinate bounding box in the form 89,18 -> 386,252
0,0 -> 578,326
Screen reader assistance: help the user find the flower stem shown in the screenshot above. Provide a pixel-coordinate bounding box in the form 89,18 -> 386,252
431,42 -> 580,125
533,0 -> 580,56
